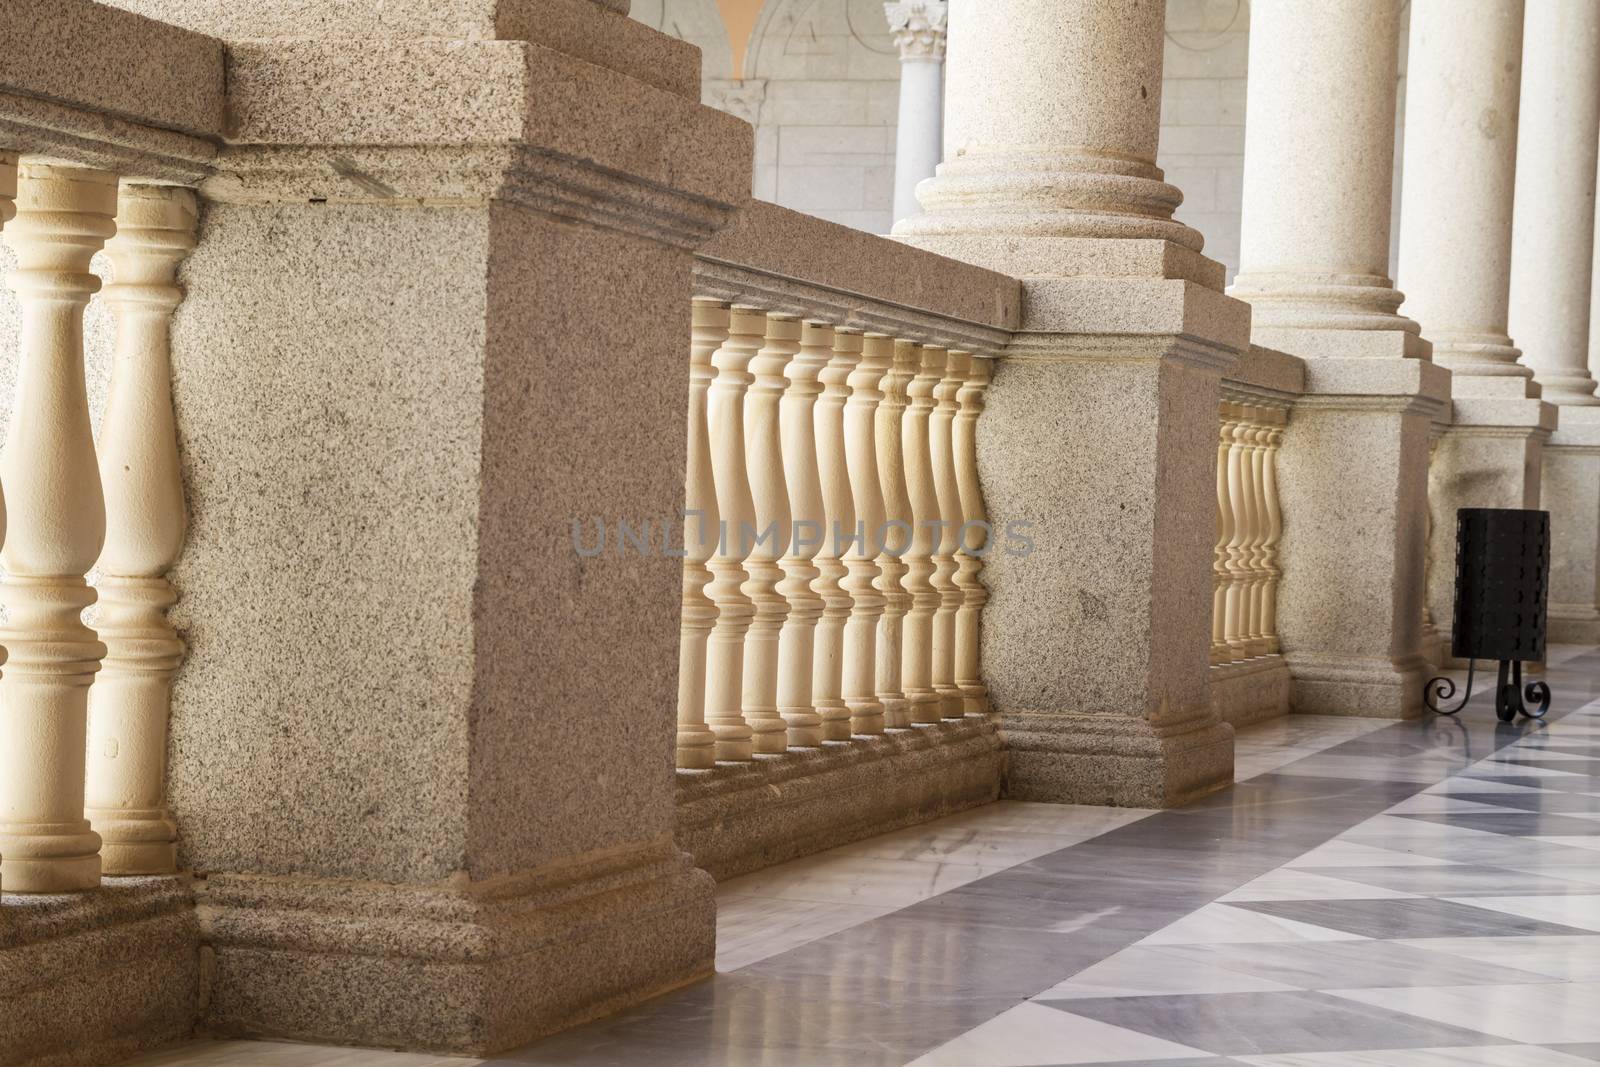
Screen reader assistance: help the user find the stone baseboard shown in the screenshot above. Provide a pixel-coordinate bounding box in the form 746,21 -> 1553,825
1210,655 -> 1293,727
1284,651 -> 1427,718
1,877 -> 199,1067
1000,712 -> 1234,807
197,841 -> 714,1056
676,718 -> 1003,881
1549,607 -> 1600,645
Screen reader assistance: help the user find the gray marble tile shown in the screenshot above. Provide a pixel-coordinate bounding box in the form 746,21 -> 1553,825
1388,812 -> 1600,838
1304,864 -> 1600,897
1228,898 -> 1596,938
1148,938 -> 1560,990
1037,991 -> 1513,1056
1328,983 -> 1600,1044
1446,792 -> 1600,815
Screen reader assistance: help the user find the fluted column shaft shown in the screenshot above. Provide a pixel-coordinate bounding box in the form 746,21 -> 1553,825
1510,0 -> 1600,403
85,185 -> 196,875
886,1 -> 947,227
0,164 -> 117,892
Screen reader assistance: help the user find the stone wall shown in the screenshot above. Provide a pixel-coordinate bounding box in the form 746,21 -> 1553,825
643,0 -> 1410,280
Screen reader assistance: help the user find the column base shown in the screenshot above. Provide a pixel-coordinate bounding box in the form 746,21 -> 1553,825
1209,655 -> 1294,728
1285,651 -> 1428,718
1000,713 -> 1234,807
198,843 -> 714,1056
0,877 -> 198,1067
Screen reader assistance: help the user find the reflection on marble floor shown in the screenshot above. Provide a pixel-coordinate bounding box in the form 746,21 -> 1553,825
130,648 -> 1600,1067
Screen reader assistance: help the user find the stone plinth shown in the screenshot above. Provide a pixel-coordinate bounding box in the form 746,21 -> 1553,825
1544,408 -> 1600,643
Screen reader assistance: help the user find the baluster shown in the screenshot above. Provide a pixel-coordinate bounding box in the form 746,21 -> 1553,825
0,164 -> 117,892
742,312 -> 796,754
776,321 -> 830,748
812,328 -> 856,742
930,349 -> 966,719
1244,413 -> 1272,657
1212,406 -> 1234,665
901,343 -> 943,724
1223,404 -> 1254,660
1261,414 -> 1285,654
842,332 -> 887,736
83,185 -> 195,874
0,153 -> 12,893
674,299 -> 727,769
875,338 -> 913,729
954,355 -> 990,715
703,306 -> 764,761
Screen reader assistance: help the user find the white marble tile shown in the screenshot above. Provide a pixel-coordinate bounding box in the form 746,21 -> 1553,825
1382,795 -> 1519,816
1238,1046 -> 1600,1066
1033,944 -> 1298,1000
1444,894 -> 1600,933
1529,836 -> 1600,853
1393,934 -> 1600,982
714,895 -> 893,971
1138,902 -> 1366,946
121,1042 -> 478,1067
1287,840 -> 1458,869
1424,778 -> 1557,797
1327,982 -> 1600,1044
1221,868 -> 1420,902
905,1001 -> 1211,1066
715,853 -> 999,908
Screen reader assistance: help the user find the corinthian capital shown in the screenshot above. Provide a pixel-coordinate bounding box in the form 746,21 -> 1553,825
885,0 -> 948,61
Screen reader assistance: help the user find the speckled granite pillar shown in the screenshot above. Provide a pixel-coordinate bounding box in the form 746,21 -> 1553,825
1397,0 -> 1557,659
127,7 -> 748,1055
1230,0 -> 1448,719
1508,1 -> 1600,641
896,0 -> 1246,806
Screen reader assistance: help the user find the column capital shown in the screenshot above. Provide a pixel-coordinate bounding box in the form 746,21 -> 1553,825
885,0 -> 948,61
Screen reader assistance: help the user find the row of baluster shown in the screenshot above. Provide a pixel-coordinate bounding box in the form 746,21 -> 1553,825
1212,400 -> 1286,664
0,158 -> 192,894
677,300 -> 992,769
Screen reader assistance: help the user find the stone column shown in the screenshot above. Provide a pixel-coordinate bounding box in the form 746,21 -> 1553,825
78,2 -> 752,1054
1230,0 -> 1449,718
885,0 -> 947,227
897,0 -> 1246,806
1398,0 -> 1556,659
1509,0 -> 1600,641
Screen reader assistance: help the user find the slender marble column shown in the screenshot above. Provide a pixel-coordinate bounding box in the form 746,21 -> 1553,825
0,165 -> 116,892
885,0 -> 947,227
85,185 -> 197,874
1510,0 -> 1600,640
1398,0 -> 1557,653
1509,0 -> 1600,405
1231,0 -> 1446,718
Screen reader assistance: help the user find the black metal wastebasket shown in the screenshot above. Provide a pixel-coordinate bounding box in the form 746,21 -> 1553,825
1425,507 -> 1552,721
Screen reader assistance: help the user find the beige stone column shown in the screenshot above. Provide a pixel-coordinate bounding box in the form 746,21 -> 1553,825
1510,0 -> 1600,640
77,2 -> 752,1053
1398,0 -> 1556,659
897,0 -> 1245,805
1230,0 -> 1449,718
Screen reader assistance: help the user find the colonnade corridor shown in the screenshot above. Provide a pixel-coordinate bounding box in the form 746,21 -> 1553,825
111,647 -> 1600,1065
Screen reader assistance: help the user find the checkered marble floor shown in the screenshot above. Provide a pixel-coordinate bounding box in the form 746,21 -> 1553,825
133,648 -> 1600,1067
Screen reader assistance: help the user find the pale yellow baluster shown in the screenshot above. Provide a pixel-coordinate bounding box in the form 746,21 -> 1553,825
811,327 -> 856,743
875,338 -> 913,729
1223,404 -> 1254,660
776,321 -> 831,748
930,349 -> 966,719
0,152 -> 14,893
742,312 -> 796,754
901,343 -> 942,723
1244,413 -> 1272,657
1211,405 -> 1234,665
1262,415 -> 1285,654
85,185 -> 196,874
703,306 -> 764,761
674,299 -> 727,769
843,333 -> 888,736
0,164 -> 117,892
953,356 -> 990,715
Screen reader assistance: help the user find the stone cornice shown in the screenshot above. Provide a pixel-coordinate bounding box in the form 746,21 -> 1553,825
885,0 -> 949,61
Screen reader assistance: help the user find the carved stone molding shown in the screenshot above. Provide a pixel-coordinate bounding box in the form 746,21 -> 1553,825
884,0 -> 948,61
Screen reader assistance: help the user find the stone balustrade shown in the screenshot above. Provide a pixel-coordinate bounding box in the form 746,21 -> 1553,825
1209,345 -> 1304,728
676,201 -> 1019,877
